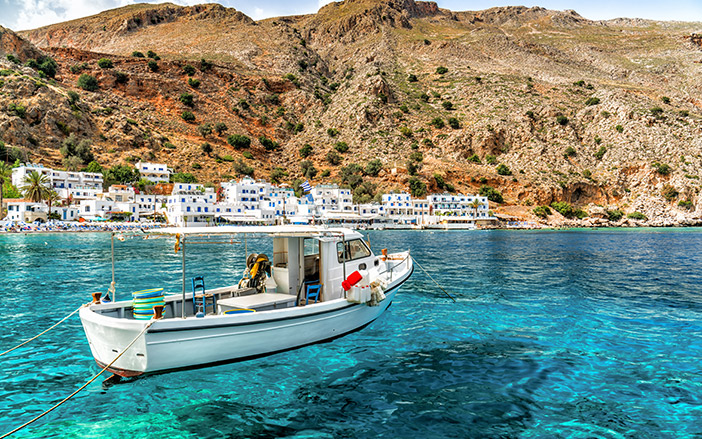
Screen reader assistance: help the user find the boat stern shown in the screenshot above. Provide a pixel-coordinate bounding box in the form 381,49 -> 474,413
79,305 -> 150,376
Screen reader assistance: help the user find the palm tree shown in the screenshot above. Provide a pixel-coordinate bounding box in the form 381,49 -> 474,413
469,199 -> 483,219
22,170 -> 51,203
45,190 -> 61,220
0,162 -> 12,219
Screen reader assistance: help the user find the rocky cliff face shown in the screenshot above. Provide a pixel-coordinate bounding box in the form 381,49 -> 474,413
1,0 -> 701,225
0,25 -> 44,61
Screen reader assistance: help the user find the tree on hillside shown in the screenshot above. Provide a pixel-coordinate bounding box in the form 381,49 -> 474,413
104,165 -> 140,186
22,170 -> 51,203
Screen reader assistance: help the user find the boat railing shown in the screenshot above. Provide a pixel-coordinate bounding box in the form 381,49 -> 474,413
378,252 -> 411,282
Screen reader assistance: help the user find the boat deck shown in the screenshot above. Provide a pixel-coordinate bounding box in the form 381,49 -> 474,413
217,292 -> 297,312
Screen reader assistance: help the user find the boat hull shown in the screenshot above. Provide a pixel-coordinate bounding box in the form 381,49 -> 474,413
80,266 -> 412,376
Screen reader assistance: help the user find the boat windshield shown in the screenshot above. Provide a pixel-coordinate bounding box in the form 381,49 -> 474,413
337,239 -> 371,262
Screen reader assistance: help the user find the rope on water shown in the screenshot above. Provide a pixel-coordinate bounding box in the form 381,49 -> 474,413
0,320 -> 155,439
0,304 -> 87,359
410,256 -> 457,303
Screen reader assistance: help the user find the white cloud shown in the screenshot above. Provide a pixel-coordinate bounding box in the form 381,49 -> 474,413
252,7 -> 266,20
6,0 -> 211,31
11,0 -> 132,30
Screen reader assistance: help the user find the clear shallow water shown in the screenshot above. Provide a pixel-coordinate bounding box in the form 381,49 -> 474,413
1,229 -> 701,438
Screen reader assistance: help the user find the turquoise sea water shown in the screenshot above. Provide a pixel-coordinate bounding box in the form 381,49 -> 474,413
1,229 -> 701,438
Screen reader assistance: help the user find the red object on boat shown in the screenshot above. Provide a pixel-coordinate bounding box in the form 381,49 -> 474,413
342,271 -> 363,291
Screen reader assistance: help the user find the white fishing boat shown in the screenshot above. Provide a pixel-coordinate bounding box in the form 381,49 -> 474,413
79,225 -> 413,377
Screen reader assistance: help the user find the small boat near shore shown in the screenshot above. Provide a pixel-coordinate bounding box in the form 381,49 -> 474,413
79,225 -> 413,377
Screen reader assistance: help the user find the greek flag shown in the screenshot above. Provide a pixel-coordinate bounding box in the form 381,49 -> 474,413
301,180 -> 312,193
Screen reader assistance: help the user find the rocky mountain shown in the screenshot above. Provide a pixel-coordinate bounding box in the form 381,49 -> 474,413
1,0 -> 702,226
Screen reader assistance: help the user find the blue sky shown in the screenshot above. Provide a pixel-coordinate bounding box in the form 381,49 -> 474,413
1,0 -> 701,31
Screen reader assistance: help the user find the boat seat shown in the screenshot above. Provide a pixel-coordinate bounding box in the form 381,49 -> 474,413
302,283 -> 322,305
192,276 -> 216,317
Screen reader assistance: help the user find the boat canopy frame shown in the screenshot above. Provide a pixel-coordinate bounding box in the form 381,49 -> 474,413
107,225 -> 358,318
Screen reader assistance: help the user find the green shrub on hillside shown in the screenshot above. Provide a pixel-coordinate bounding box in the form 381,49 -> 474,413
300,160 -> 317,180
234,160 -> 254,177
594,146 -> 607,160
198,123 -> 212,138
180,111 -> 195,122
430,118 -> 444,129
114,72 -> 128,84
585,97 -> 600,106
409,177 -> 427,197
299,144 -> 313,158
97,58 -> 113,69
270,167 -> 287,184
259,136 -> 279,151
627,212 -> 647,220
479,185 -> 503,203
364,159 -> 382,176
551,201 -> 575,217
652,162 -> 671,175
661,185 -> 678,201
77,74 -> 98,91
214,122 -> 228,136
606,209 -> 623,221
533,206 -> 551,219
496,164 -> 512,176
179,93 -> 194,107
227,134 -> 250,149
326,151 -> 342,166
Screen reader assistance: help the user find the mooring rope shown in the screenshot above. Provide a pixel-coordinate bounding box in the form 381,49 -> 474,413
410,256 -> 457,303
0,305 -> 87,359
0,320 -> 155,439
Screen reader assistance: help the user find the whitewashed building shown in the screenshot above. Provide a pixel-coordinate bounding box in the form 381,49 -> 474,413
165,183 -> 217,227
12,164 -> 103,197
79,185 -> 157,221
427,193 -> 490,218
4,199 -> 47,223
221,177 -> 271,210
382,192 -> 413,217
311,184 -> 353,214
269,186 -> 297,218
135,162 -> 172,184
